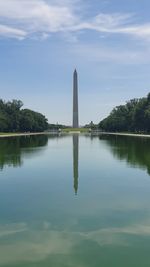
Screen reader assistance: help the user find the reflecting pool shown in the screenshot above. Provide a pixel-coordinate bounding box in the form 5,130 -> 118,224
0,134 -> 150,267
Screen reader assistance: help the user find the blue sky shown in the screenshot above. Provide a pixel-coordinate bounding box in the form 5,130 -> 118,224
0,0 -> 150,125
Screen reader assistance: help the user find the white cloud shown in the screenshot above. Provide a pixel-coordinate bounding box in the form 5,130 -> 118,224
81,13 -> 150,41
71,43 -> 150,64
117,24 -> 150,40
0,0 -> 150,41
0,24 -> 27,39
0,0 -> 78,39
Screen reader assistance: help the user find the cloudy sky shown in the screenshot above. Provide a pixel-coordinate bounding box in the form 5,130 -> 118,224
0,0 -> 150,125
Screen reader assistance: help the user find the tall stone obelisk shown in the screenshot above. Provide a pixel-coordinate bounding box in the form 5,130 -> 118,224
73,69 -> 79,128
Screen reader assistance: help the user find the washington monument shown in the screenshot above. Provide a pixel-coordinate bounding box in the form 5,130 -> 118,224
73,69 -> 79,128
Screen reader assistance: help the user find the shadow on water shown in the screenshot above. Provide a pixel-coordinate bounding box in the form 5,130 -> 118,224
98,135 -> 150,175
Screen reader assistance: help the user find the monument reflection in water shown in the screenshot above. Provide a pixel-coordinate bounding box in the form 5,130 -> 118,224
0,134 -> 80,195
73,134 -> 79,195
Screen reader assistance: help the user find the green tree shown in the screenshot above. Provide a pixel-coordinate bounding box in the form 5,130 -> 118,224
99,93 -> 150,133
0,99 -> 48,133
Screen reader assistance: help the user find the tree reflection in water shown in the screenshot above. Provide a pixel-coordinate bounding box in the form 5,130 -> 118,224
0,134 -> 80,196
0,135 -> 49,170
99,135 -> 150,175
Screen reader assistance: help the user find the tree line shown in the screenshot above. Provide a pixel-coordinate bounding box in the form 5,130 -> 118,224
0,99 -> 48,132
99,93 -> 150,133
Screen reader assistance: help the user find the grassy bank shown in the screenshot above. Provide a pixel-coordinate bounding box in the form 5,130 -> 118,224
0,132 -> 47,138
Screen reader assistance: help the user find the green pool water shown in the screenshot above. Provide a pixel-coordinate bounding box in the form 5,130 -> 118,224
0,134 -> 150,267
